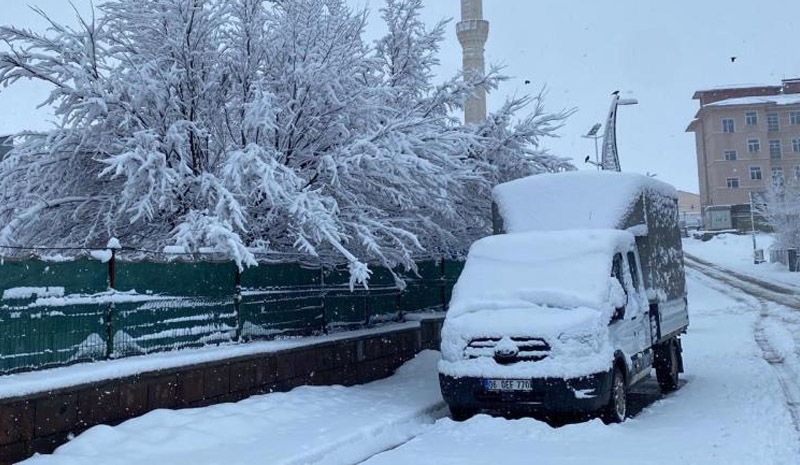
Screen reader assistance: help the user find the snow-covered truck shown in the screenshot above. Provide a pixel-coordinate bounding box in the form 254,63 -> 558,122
439,171 -> 689,423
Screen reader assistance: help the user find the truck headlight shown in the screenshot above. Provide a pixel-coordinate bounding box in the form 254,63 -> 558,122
557,332 -> 601,353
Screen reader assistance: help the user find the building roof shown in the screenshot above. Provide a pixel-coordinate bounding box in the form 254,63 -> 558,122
704,94 -> 800,108
692,84 -> 779,99
689,93 -> 800,122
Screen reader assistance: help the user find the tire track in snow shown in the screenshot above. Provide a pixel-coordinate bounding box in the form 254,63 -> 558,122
685,253 -> 800,305
685,261 -> 800,439
351,405 -> 449,465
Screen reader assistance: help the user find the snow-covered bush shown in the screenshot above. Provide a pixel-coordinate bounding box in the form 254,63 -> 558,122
0,0 -> 571,286
755,180 -> 800,250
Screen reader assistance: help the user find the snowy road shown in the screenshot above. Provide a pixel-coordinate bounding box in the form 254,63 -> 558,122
360,270 -> 799,465
20,272 -> 799,465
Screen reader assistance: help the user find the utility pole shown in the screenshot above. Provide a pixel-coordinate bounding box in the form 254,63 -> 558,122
750,191 -> 763,264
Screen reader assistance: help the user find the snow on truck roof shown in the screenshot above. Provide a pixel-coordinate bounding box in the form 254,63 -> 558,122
492,171 -> 677,234
448,229 -> 633,320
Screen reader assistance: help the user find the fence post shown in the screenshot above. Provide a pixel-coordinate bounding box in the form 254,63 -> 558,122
364,293 -> 370,327
397,289 -> 404,322
320,267 -> 328,334
105,248 -> 116,359
234,265 -> 243,341
440,258 -> 447,311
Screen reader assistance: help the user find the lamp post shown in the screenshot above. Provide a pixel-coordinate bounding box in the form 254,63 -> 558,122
601,92 -> 638,172
583,123 -> 602,170
749,190 -> 763,264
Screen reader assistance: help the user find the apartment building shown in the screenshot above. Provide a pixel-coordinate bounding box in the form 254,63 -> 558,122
687,79 -> 800,227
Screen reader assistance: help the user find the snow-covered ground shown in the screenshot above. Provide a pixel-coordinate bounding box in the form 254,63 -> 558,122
363,272 -> 798,464
21,351 -> 445,465
683,233 -> 800,287
20,271 -> 799,465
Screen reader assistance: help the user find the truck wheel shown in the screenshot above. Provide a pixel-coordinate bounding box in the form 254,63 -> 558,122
656,339 -> 680,393
602,366 -> 627,424
449,406 -> 477,422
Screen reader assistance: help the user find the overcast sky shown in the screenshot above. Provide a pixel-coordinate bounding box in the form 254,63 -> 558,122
2,0 -> 800,191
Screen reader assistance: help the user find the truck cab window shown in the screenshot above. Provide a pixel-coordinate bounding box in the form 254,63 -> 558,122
627,251 -> 640,290
611,253 -> 624,286
611,253 -> 627,320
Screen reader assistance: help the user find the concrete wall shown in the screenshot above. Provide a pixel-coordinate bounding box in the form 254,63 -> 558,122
0,319 -> 444,464
677,190 -> 701,215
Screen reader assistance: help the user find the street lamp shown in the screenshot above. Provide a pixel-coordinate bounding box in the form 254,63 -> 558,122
601,92 -> 638,172
583,123 -> 602,170
749,191 -> 764,264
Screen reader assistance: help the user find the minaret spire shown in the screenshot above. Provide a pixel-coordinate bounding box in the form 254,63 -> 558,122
457,0 -> 489,124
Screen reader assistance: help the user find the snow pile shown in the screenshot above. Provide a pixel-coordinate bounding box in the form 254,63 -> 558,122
89,250 -> 113,263
2,286 -> 65,300
492,171 -> 677,233
15,290 -> 174,308
20,351 -> 445,465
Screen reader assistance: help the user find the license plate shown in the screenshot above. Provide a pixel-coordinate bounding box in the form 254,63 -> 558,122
484,379 -> 533,392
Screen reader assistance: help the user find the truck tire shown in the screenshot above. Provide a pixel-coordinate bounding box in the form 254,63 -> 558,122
450,406 -> 477,422
656,339 -> 680,393
602,366 -> 627,424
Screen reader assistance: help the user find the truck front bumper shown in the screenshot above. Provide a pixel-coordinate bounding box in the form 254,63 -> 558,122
439,370 -> 613,415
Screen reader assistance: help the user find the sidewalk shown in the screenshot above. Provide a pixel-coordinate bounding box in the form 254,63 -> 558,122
21,351 -> 445,465
683,234 -> 800,289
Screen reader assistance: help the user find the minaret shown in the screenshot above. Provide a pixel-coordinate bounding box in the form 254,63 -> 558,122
457,0 -> 489,124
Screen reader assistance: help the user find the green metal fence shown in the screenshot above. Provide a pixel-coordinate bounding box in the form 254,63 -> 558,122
0,254 -> 464,374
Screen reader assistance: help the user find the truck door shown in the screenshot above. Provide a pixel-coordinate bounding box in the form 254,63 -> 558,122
609,252 -> 652,382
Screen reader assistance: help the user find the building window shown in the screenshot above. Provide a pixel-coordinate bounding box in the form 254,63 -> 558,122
748,139 -> 761,153
772,167 -> 784,185
722,118 -> 735,133
767,112 -> 780,132
791,111 -> 800,125
770,139 -> 782,159
746,112 -> 758,126
794,138 -> 800,152
750,166 -> 763,180
795,166 -> 800,180
724,150 -> 737,161
726,177 -> 740,189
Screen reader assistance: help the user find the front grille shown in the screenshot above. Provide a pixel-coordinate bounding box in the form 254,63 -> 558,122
464,336 -> 550,363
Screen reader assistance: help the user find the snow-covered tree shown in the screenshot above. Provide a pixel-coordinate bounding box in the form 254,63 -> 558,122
755,178 -> 800,250
0,0 -> 572,286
